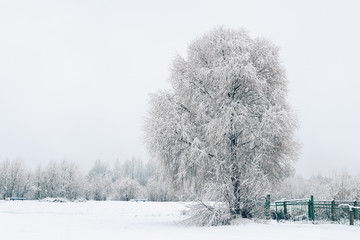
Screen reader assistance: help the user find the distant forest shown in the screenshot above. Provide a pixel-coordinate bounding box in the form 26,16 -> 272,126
0,158 -> 359,202
0,158 -> 177,201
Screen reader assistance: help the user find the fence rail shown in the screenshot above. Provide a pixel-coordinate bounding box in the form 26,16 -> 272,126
266,195 -> 359,226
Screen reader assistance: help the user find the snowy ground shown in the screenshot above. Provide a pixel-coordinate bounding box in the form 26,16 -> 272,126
0,200 -> 358,240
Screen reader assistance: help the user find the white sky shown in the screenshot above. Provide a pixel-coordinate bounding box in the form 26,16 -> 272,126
1,0 -> 359,177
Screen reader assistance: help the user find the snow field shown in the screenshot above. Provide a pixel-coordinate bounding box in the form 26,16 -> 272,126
0,201 -> 358,240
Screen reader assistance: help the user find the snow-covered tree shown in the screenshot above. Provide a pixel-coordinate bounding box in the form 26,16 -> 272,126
121,157 -> 147,186
58,160 -> 84,200
143,160 -> 157,185
112,178 -> 141,201
0,160 -> 11,199
146,176 -> 177,202
0,159 -> 31,199
273,174 -> 332,200
88,159 -> 111,180
86,174 -> 112,201
32,165 -> 45,199
30,161 -> 84,200
114,157 -> 156,186
112,159 -> 122,182
329,170 -> 360,201
87,160 -> 112,200
145,27 -> 298,223
41,161 -> 61,198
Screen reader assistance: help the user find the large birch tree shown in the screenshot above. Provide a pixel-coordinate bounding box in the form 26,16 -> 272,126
145,27 -> 298,223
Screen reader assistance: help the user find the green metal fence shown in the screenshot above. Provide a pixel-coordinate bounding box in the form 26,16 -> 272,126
268,196 -> 360,226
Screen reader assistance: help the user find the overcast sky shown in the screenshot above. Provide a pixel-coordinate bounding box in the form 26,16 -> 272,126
1,0 -> 359,177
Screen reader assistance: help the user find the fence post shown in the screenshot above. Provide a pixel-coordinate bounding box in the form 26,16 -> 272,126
354,201 -> 358,220
283,200 -> 287,219
308,195 -> 314,221
350,207 -> 354,226
331,199 -> 335,221
265,194 -> 270,220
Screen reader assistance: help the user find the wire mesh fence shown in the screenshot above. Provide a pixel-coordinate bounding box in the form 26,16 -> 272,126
268,196 -> 360,226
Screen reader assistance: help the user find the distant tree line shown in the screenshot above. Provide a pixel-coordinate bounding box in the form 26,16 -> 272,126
1,158 -> 359,203
273,171 -> 360,201
0,158 -> 177,201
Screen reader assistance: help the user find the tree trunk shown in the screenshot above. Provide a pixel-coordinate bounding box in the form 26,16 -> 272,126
230,131 -> 242,216
231,177 -> 241,216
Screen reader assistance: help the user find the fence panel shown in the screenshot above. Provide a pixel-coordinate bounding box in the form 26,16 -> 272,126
270,196 -> 359,226
271,198 -> 310,222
